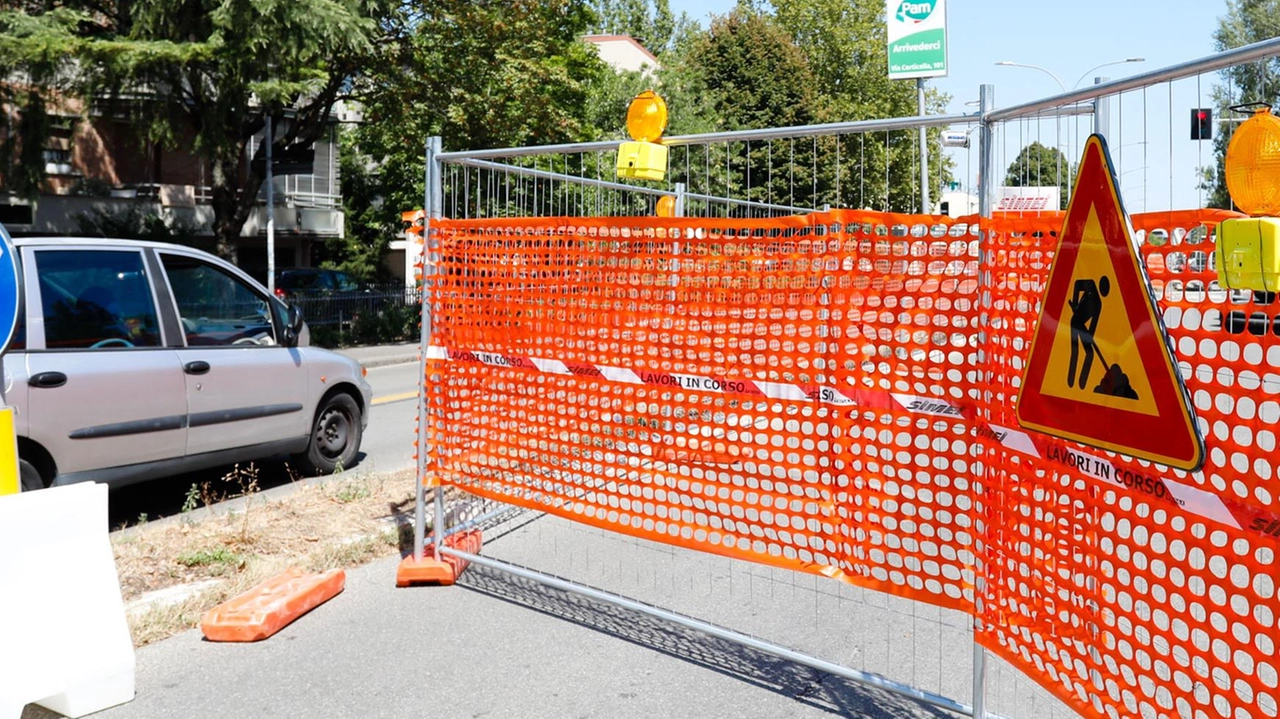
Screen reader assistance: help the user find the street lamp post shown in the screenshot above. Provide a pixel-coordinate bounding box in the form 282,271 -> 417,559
1070,59 -> 1145,91
994,57 -> 1145,93
994,61 -> 1066,94
994,58 -> 1144,208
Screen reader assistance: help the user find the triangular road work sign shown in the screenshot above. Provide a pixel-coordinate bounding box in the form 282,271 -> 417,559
1015,134 -> 1204,471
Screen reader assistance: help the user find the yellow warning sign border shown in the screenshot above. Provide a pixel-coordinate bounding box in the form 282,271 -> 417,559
1015,134 -> 1204,472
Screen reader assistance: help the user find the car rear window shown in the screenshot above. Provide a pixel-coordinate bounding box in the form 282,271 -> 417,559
36,249 -> 161,350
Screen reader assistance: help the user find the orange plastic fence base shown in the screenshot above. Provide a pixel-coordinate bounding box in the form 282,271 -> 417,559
201,568 -> 345,642
396,529 -> 484,587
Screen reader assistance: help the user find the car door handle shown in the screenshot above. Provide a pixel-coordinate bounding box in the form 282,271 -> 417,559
29,371 -> 67,388
184,361 -> 211,375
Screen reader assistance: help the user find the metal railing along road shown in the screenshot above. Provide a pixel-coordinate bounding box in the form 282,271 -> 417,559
288,283 -> 420,328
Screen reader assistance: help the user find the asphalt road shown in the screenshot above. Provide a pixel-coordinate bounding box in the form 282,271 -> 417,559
106,361 -> 420,528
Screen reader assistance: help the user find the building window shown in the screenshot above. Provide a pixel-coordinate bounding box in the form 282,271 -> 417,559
0,204 -> 33,225
42,148 -> 75,176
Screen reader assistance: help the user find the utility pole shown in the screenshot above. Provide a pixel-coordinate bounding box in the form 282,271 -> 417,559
266,116 -> 275,296
919,78 -> 930,214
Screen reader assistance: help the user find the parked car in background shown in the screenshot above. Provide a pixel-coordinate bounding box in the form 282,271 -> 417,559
3,237 -> 373,492
273,267 -> 365,301
273,267 -> 375,329
271,267 -> 419,333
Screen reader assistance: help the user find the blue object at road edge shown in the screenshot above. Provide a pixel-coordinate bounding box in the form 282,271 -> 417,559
0,223 -> 21,355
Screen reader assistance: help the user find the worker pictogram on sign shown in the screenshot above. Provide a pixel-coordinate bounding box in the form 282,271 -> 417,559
1067,275 -> 1127,395
1016,134 -> 1204,471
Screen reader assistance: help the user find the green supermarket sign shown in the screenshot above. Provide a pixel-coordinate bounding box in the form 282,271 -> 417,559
887,0 -> 948,80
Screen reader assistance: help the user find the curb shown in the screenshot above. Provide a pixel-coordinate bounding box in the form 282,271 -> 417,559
350,353 -> 419,368
354,355 -> 419,370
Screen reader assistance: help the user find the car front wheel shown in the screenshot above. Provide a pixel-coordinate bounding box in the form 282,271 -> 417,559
296,393 -> 363,475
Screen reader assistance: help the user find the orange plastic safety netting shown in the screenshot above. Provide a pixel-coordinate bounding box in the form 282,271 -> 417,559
423,210 -> 983,611
978,209 -> 1280,719
420,207 -> 1280,718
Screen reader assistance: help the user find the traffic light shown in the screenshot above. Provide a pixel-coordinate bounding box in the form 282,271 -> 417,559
1192,108 -> 1213,140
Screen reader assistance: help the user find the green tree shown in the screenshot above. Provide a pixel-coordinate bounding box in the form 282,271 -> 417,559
74,204 -> 210,251
768,0 -> 954,211
583,5 -> 720,141
1201,0 -> 1280,209
0,1 -> 389,260
1005,142 -> 1072,209
590,0 -> 677,56
688,9 -> 819,131
325,127 -> 388,283
574,12 -> 722,218
679,7 -> 826,211
334,0 -> 607,271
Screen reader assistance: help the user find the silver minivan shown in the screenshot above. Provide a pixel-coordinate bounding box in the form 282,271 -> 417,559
3,237 -> 373,491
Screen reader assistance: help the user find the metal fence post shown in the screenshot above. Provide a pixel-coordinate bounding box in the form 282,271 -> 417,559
670,182 -> 685,304
427,136 -> 445,559
1093,77 -> 1111,141
972,82 -> 996,719
1085,81 -> 1110,695
414,136 -> 444,561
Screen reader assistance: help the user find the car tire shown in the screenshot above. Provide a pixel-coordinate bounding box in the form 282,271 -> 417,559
19,458 -> 44,492
296,393 -> 363,475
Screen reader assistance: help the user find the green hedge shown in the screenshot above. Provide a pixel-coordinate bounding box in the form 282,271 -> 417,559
308,302 -> 419,348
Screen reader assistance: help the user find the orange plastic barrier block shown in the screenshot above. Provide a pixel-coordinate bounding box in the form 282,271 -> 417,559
396,529 -> 483,587
201,568 -> 345,642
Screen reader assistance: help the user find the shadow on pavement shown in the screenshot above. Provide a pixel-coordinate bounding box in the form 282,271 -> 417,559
458,565 -> 963,719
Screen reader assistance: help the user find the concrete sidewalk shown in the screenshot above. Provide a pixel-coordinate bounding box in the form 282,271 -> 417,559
332,342 -> 418,369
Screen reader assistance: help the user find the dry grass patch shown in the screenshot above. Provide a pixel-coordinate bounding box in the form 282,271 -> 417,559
114,466 -> 420,646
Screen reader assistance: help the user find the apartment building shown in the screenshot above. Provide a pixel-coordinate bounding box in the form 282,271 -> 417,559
0,101 -> 348,282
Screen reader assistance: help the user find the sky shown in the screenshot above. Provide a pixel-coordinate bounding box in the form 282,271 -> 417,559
667,0 -> 1234,213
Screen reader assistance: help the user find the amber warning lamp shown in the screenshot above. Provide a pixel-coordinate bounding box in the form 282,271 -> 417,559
1216,104 -> 1280,292
616,90 -> 669,182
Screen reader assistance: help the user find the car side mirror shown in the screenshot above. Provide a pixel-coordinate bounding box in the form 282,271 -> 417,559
282,304 -> 305,347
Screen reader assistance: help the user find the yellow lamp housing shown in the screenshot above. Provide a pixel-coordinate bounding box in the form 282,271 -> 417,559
616,140 -> 668,182
1215,217 -> 1280,291
1225,107 -> 1280,216
626,90 -> 668,143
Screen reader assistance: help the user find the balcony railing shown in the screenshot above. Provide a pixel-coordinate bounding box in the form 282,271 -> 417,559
123,183 -> 341,210
15,192 -> 343,238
